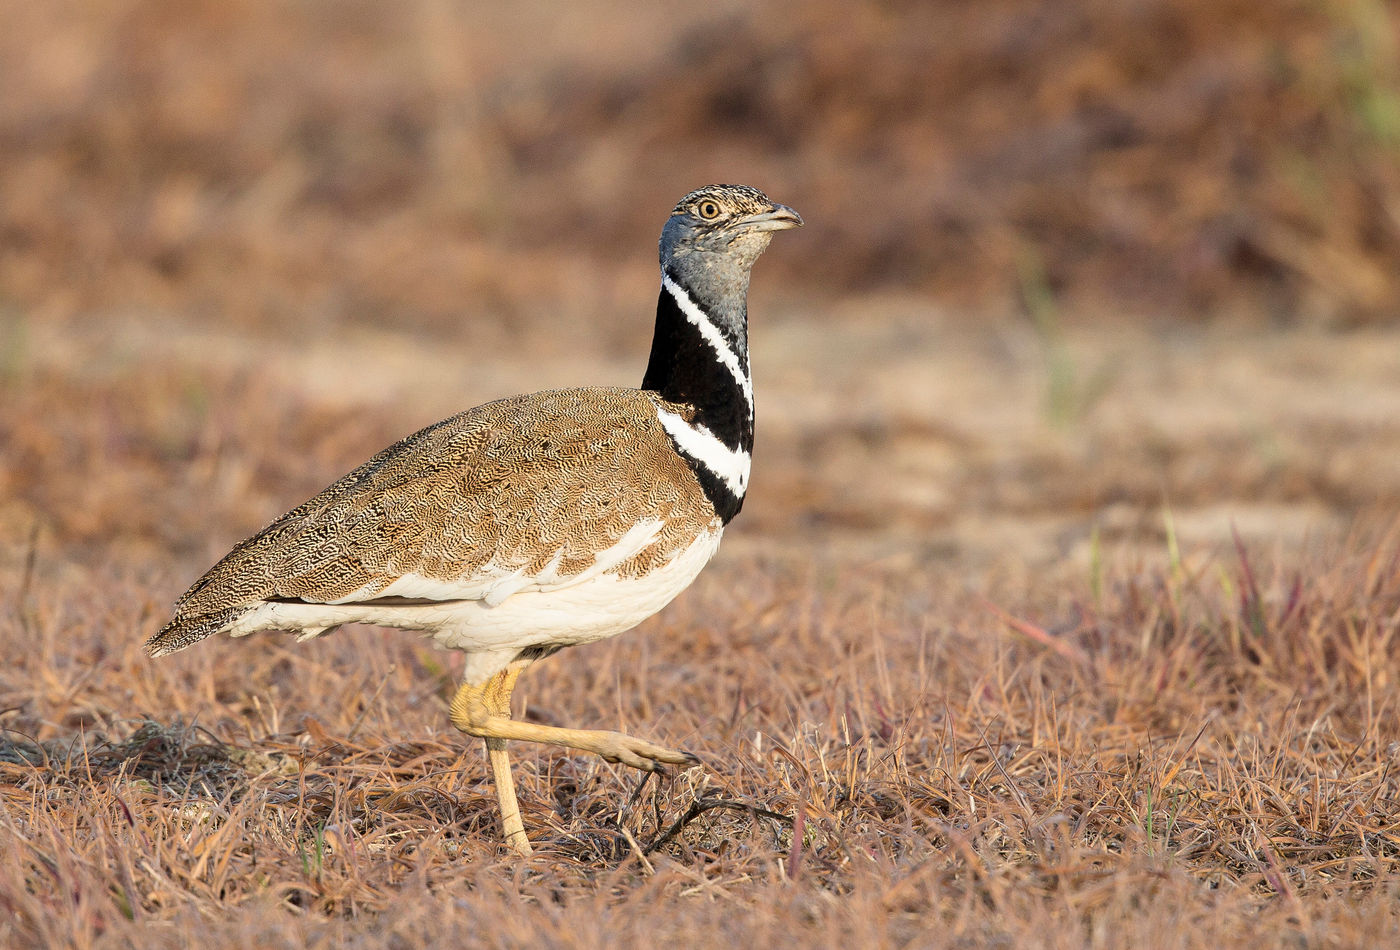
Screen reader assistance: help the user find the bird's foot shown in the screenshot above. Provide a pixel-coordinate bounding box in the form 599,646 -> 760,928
592,731 -> 700,772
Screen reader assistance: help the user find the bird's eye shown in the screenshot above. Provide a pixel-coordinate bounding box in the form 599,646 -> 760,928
697,201 -> 721,220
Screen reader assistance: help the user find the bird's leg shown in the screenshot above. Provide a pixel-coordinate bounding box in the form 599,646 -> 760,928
450,663 -> 698,775
450,663 -> 533,855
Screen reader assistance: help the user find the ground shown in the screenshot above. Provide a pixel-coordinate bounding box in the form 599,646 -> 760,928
4,304 -> 1400,947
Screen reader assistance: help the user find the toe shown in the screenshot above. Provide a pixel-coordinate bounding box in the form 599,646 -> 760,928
617,749 -> 657,771
650,747 -> 697,766
595,733 -> 702,771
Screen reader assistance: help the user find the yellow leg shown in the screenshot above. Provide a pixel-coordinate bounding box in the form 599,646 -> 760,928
449,660 -> 697,853
455,663 -> 533,855
485,736 -> 530,855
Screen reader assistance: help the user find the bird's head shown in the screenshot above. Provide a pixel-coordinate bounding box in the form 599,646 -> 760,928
659,185 -> 802,294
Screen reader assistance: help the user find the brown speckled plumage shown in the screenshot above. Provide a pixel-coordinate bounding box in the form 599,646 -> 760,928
148,388 -> 715,656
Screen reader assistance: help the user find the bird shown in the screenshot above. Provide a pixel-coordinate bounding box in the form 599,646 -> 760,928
146,184 -> 802,854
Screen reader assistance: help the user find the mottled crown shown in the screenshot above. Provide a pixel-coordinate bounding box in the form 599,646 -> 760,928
671,184 -> 774,218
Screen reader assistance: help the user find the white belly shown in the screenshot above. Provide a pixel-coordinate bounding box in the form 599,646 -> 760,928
229,527 -> 723,674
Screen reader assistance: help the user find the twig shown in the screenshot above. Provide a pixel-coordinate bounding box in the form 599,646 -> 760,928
644,797 -> 792,855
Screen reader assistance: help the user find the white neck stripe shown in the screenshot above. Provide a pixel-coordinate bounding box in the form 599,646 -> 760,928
662,274 -> 753,411
656,407 -> 751,497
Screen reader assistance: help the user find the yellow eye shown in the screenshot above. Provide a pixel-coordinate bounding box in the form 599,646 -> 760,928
697,200 -> 721,220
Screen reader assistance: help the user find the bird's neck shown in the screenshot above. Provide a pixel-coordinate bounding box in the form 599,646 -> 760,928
641,266 -> 753,523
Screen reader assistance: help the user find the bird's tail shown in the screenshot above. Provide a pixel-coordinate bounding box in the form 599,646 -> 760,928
145,605 -> 251,658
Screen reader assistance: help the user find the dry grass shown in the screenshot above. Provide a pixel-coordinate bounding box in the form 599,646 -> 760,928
5,310 -> 1400,946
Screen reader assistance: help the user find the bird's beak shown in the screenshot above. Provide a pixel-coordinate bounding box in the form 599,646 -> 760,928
737,203 -> 804,231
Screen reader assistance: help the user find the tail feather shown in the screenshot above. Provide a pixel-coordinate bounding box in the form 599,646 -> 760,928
145,605 -> 252,658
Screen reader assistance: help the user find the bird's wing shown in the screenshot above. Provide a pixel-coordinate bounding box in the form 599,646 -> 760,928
147,388 -> 714,655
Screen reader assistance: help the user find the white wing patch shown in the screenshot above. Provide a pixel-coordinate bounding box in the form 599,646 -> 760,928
326,519 -> 667,608
662,274 -> 753,413
480,519 -> 665,605
230,525 -> 725,669
656,407 -> 751,496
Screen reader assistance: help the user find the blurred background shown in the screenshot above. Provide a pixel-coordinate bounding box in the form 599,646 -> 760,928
3,0 -> 1400,580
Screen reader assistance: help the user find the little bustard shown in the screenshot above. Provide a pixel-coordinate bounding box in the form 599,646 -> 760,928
148,184 -> 802,854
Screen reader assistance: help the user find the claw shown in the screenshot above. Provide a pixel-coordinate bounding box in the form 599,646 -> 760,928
590,732 -> 698,772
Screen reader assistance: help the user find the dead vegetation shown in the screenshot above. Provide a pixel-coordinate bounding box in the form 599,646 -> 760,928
3,507 -> 1400,946
4,325 -> 1400,945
